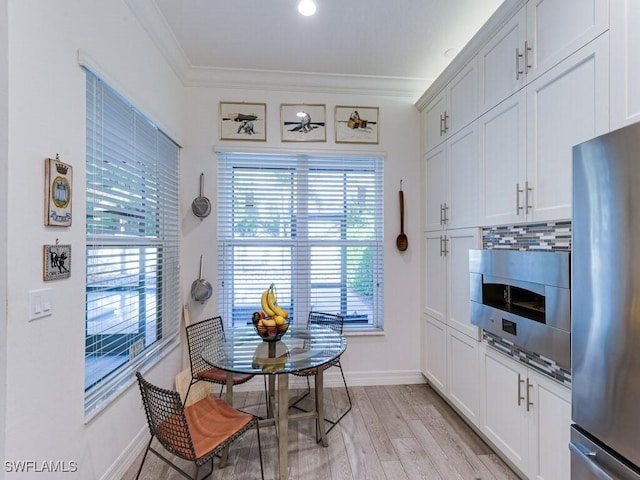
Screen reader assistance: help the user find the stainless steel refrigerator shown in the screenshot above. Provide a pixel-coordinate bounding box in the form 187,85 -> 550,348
572,121 -> 640,479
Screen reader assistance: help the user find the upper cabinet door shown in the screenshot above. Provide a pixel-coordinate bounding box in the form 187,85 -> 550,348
526,33 -> 610,223
478,0 -> 608,116
478,8 -> 528,115
610,0 -> 640,129
422,91 -> 447,153
447,59 -> 478,137
446,123 -> 478,230
424,145 -> 447,232
526,0 -> 609,83
478,90 -> 527,227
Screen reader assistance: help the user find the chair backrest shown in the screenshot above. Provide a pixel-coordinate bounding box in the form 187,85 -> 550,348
185,316 -> 225,377
308,311 -> 344,334
136,372 -> 197,461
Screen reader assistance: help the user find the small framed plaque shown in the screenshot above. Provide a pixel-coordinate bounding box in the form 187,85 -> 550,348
44,156 -> 72,227
43,243 -> 71,281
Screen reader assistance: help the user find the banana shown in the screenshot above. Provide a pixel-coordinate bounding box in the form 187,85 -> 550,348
266,285 -> 286,318
261,290 -> 275,316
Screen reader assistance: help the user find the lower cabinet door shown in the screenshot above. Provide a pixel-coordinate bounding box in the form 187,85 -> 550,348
447,328 -> 480,426
528,369 -> 571,480
424,315 -> 448,394
482,348 -> 529,472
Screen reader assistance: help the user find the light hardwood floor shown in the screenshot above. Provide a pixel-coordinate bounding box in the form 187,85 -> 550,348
123,384 -> 521,480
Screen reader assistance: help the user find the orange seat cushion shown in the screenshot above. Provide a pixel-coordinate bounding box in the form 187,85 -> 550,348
197,367 -> 253,384
184,395 -> 253,458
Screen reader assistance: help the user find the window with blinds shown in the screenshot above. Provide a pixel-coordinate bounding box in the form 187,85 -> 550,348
217,152 -> 384,330
85,70 -> 181,414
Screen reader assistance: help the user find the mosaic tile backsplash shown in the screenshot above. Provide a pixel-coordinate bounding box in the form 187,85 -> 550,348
481,220 -> 572,385
482,220 -> 572,251
484,331 -> 572,386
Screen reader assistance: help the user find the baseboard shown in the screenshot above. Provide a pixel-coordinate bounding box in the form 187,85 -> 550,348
100,426 -> 149,480
231,368 -> 426,391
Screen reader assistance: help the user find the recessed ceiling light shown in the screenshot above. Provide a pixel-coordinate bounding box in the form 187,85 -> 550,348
298,0 -> 317,16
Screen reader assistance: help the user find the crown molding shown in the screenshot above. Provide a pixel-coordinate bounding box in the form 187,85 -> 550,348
125,0 -> 430,100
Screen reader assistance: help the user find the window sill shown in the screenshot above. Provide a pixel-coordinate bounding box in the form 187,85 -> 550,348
343,328 -> 385,337
84,336 -> 180,423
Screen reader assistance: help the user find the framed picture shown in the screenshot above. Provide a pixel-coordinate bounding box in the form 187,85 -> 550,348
281,104 -> 326,142
44,156 -> 73,226
43,243 -> 71,281
219,102 -> 266,141
335,106 -> 379,144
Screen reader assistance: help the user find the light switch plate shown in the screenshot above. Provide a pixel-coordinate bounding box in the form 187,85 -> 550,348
29,288 -> 53,321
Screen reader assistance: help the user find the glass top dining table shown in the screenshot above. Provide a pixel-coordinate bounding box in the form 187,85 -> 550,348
201,323 -> 347,480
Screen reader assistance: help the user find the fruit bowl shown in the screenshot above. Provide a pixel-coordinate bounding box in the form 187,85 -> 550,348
254,321 -> 289,342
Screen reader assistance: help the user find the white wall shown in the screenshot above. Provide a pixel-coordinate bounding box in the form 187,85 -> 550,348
0,0 -> 8,476
182,86 -> 423,387
5,1 -> 184,478
4,1 -> 423,478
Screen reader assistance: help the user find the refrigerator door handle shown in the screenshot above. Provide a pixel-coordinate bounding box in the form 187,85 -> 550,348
569,442 -> 615,480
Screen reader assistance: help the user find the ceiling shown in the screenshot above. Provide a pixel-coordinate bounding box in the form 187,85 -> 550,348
139,0 -> 504,95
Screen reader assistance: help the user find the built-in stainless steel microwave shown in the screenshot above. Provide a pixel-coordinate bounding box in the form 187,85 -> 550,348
469,249 -> 571,368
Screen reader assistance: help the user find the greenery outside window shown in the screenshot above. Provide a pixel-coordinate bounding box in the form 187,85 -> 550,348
85,70 -> 180,415
217,152 -> 384,330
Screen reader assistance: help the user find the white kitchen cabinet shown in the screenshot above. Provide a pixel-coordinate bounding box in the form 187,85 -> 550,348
479,33 -> 609,226
478,0 -> 608,115
528,368 -> 572,480
482,348 -> 530,470
424,231 -> 447,324
481,347 -> 571,480
423,315 -> 447,394
526,0 -> 608,83
422,59 -> 478,152
525,33 -> 609,222
424,122 -> 478,231
478,7 -> 528,114
423,228 -> 480,404
478,89 -> 527,226
610,0 -> 640,129
447,327 -> 480,426
424,228 -> 479,338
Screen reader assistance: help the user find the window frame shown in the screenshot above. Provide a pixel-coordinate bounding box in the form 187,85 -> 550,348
216,152 -> 384,332
84,70 -> 181,418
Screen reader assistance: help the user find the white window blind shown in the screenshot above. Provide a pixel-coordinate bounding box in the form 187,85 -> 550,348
85,70 -> 180,414
217,152 -> 384,330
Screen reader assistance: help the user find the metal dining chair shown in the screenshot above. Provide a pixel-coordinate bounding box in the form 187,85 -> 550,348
185,316 -> 255,403
135,372 -> 264,480
290,311 -> 352,435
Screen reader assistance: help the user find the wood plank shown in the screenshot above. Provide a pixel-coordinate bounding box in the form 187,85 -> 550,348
365,385 -> 414,439
381,460 -> 410,480
351,386 -> 397,462
391,437 -> 443,479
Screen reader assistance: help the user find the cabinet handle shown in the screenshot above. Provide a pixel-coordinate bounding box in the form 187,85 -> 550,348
443,111 -> 449,133
526,378 -> 533,412
439,235 -> 444,256
439,114 -> 445,136
525,181 -> 533,214
515,47 -> 524,80
439,204 -> 444,225
516,183 -> 524,215
442,236 -> 449,256
517,373 -> 525,406
524,40 -> 532,74
442,203 -> 449,225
